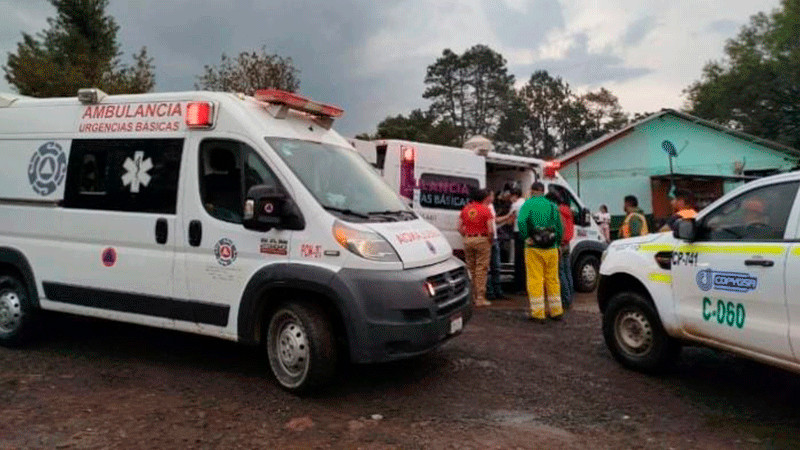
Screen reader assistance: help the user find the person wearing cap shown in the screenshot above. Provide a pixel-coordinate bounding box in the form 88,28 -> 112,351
517,182 -> 563,321
458,188 -> 495,307
660,189 -> 698,232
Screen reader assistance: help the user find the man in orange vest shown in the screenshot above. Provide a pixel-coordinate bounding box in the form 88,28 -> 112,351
661,189 -> 698,232
620,195 -> 649,238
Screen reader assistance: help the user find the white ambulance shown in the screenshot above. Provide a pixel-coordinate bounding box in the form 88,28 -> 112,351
0,88 -> 471,392
599,171 -> 800,375
348,138 -> 608,292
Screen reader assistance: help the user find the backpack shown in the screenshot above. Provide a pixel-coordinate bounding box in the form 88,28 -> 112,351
527,204 -> 558,249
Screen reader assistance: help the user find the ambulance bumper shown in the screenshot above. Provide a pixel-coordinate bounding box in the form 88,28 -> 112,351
334,257 -> 472,363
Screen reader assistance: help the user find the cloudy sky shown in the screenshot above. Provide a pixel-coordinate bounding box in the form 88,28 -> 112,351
0,0 -> 781,136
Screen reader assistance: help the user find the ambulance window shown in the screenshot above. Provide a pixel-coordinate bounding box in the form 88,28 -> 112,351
63,139 -> 182,214
548,185 -> 580,220
199,139 -> 280,224
78,153 -> 107,194
244,150 -> 278,192
418,173 -> 480,210
700,181 -> 799,241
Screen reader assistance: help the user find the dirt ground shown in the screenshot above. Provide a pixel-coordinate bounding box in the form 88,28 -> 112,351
2,292 -> 800,449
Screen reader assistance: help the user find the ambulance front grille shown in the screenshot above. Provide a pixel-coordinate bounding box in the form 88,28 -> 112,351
426,267 -> 469,316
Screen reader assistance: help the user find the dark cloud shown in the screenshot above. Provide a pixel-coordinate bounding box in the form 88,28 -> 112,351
485,1 -> 564,48
513,33 -> 652,86
0,1 -> 655,134
622,15 -> 657,46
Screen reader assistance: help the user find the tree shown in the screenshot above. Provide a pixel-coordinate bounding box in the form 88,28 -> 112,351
516,70 -> 570,158
360,109 -> 461,146
195,47 -> 300,94
497,71 -> 629,157
4,0 -> 155,96
582,88 -> 629,135
423,45 -> 515,145
686,0 -> 800,148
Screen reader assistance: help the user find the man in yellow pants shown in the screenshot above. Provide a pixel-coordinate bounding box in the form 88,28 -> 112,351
517,182 -> 563,321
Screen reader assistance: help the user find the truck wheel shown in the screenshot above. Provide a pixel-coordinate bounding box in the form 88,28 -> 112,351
266,301 -> 337,393
573,253 -> 599,293
602,291 -> 679,373
0,275 -> 36,347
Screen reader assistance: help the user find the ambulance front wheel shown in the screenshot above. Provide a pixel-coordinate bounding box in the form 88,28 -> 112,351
574,253 -> 600,293
602,291 -> 680,373
0,275 -> 37,347
266,301 -> 338,393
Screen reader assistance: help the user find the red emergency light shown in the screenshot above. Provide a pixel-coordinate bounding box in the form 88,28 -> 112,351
544,160 -> 561,178
254,89 -> 344,118
186,102 -> 213,128
402,146 -> 415,162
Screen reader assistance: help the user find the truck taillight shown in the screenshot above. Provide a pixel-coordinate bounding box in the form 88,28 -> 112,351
400,145 -> 416,200
186,102 -> 213,128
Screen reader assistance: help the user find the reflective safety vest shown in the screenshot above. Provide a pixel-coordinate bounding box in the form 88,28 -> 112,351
621,212 -> 649,238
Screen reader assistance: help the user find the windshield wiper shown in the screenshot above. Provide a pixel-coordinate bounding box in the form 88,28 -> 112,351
323,206 -> 369,219
367,209 -> 415,217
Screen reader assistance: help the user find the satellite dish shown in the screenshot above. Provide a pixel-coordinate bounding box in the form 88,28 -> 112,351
661,140 -> 678,157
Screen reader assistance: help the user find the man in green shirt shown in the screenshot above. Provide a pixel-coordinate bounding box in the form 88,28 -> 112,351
517,182 -> 563,321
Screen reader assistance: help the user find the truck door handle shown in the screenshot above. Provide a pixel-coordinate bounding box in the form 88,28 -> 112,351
155,218 -> 168,245
745,259 -> 774,267
188,220 -> 202,247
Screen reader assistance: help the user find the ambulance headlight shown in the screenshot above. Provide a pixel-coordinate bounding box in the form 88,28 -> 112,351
333,220 -> 400,262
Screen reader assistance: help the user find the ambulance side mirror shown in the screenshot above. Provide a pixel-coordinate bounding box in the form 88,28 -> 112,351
674,219 -> 697,242
243,185 -> 305,232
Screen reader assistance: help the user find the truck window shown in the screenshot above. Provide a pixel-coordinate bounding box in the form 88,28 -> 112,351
63,139 -> 183,214
418,173 -> 479,210
700,181 -> 799,241
199,139 -> 280,224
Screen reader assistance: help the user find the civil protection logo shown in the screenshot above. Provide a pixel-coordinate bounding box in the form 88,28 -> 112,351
28,142 -> 67,196
214,238 -> 238,266
696,269 -> 757,293
696,269 -> 713,291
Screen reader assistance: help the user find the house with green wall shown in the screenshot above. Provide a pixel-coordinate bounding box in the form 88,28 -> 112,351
557,109 -> 800,235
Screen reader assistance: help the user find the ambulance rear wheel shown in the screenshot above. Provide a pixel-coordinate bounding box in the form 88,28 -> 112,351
602,291 -> 679,373
266,301 -> 338,393
0,275 -> 36,347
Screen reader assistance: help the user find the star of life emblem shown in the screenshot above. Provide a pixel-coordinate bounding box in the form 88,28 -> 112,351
121,151 -> 153,193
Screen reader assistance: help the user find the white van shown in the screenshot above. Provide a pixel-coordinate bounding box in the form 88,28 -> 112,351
349,138 -> 607,292
0,89 -> 471,392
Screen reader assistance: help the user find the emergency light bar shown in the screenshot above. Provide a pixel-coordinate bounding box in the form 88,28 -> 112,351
254,89 -> 344,118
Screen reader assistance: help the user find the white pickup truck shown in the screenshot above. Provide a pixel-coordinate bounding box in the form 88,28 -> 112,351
599,171 -> 800,374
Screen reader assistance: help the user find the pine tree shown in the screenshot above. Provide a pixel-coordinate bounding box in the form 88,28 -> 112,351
4,0 -> 155,97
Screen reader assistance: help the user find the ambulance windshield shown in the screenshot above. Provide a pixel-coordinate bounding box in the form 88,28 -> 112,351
266,137 -> 411,220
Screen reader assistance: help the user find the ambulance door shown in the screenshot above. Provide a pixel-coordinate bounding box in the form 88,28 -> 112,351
672,181 -> 798,359
44,139 -> 180,324
175,137 -> 291,335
